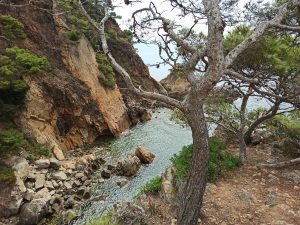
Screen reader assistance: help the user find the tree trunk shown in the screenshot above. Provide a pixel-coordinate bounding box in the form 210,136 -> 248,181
244,102 -> 280,145
238,133 -> 247,163
177,103 -> 210,225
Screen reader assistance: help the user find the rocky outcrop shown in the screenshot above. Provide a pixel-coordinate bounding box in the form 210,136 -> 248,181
0,0 -> 159,159
160,71 -> 190,100
116,155 -> 142,177
135,145 -> 155,164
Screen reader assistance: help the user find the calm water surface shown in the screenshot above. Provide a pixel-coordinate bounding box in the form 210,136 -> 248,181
76,108 -> 192,224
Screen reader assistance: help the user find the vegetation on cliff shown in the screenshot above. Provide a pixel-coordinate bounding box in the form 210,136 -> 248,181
0,15 -> 26,40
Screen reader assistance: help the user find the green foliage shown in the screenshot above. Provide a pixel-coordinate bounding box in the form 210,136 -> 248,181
170,108 -> 187,124
68,29 -> 81,42
171,138 -> 241,182
87,211 -> 119,225
0,129 -> 50,159
96,53 -> 116,88
123,29 -> 133,42
0,15 -> 26,40
0,47 -> 49,111
5,47 -> 50,75
0,130 -> 25,158
267,111 -> 300,139
110,12 -> 122,20
224,25 -> 300,76
0,166 -> 16,184
139,176 -> 162,194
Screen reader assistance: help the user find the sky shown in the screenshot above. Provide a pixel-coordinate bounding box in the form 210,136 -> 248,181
114,0 -> 269,80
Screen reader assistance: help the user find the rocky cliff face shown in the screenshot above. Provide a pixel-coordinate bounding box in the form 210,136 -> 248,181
0,0 -> 161,159
160,71 -> 190,100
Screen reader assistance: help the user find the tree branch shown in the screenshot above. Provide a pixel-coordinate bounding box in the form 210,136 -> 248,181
224,69 -> 259,84
78,0 -> 184,110
270,22 -> 300,32
224,0 -> 300,68
257,157 -> 300,168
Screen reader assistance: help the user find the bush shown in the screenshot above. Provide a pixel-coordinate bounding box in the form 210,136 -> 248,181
68,29 -> 81,42
139,176 -> 162,194
0,47 -> 49,107
0,166 -> 16,184
0,129 -> 25,159
96,53 -> 116,88
0,129 -> 50,159
0,15 -> 26,40
171,138 -> 241,182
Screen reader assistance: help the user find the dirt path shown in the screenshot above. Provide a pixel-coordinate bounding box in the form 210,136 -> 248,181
141,144 -> 300,225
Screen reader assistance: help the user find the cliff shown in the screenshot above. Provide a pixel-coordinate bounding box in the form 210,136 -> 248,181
0,0 -> 162,159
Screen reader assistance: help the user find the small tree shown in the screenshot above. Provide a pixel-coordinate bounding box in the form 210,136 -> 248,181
206,28 -> 300,162
78,0 -> 300,224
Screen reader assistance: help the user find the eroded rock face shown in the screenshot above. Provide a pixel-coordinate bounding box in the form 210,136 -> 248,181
1,1 -> 159,158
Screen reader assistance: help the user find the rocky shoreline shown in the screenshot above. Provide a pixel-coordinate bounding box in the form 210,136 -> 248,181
0,145 -> 155,225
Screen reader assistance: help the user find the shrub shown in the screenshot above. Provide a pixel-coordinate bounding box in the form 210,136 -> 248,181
68,29 -> 81,42
0,129 -> 25,158
0,15 -> 26,40
171,138 -> 241,182
96,53 -> 116,88
140,176 -> 162,194
0,166 -> 16,184
0,47 -> 49,108
0,129 -> 50,159
5,47 -> 50,75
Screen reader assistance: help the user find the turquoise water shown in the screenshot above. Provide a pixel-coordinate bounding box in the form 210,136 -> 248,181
75,108 -> 192,224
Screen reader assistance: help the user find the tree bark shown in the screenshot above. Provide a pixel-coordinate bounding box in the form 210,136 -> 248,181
177,99 -> 210,225
238,133 -> 247,163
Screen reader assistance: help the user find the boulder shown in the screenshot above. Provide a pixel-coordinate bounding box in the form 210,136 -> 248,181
116,178 -> 129,187
49,158 -> 60,170
19,188 -> 51,225
135,145 -> 155,164
12,157 -> 30,180
35,174 -> 46,190
101,169 -> 111,179
34,159 -> 50,169
112,201 -> 145,225
52,171 -> 67,181
116,155 -> 141,177
19,199 -> 48,225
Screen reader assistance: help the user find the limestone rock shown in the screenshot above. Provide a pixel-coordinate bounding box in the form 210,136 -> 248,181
12,157 -> 30,180
116,155 -> 141,177
52,171 -> 67,181
35,174 -> 46,190
49,158 -> 60,170
112,201 -> 145,225
19,199 -> 48,225
135,145 -> 155,164
34,159 -> 50,169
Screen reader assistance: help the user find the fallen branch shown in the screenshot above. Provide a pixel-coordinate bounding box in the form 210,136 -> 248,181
257,157 -> 300,169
